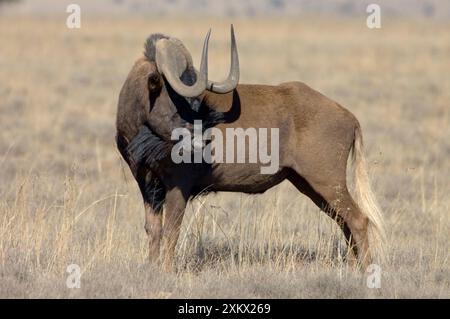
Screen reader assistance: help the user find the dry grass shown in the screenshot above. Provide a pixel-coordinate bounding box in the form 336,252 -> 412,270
0,15 -> 449,298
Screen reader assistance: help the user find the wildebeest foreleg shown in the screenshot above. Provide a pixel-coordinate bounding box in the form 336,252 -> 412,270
161,186 -> 189,270
137,171 -> 166,263
145,203 -> 163,262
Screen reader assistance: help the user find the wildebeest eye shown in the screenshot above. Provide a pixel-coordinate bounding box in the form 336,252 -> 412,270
148,73 -> 161,90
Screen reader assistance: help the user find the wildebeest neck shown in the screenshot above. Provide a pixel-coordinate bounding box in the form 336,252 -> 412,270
164,78 -> 239,131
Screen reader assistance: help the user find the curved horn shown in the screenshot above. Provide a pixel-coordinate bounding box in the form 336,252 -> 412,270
155,30 -> 211,98
207,25 -> 240,94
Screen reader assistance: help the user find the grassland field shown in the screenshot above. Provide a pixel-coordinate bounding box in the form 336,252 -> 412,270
0,15 -> 449,298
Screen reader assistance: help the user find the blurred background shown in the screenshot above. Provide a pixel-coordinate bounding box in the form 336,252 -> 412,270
0,0 -> 448,298
2,0 -> 450,19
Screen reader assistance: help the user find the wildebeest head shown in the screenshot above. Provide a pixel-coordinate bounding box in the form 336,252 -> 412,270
143,25 -> 240,99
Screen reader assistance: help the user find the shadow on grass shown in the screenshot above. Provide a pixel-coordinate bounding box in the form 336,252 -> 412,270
178,241 -> 350,272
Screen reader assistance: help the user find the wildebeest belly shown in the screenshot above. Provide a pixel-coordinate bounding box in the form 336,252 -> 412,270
196,164 -> 289,194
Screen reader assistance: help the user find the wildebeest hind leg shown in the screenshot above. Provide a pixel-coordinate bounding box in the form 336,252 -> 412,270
288,171 -> 371,268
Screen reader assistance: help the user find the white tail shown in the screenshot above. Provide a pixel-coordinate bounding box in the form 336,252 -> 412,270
352,125 -> 386,263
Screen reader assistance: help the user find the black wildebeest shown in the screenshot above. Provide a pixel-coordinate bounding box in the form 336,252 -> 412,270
115,26 -> 385,269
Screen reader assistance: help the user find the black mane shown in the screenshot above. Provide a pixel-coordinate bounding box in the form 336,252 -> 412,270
144,33 -> 169,62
